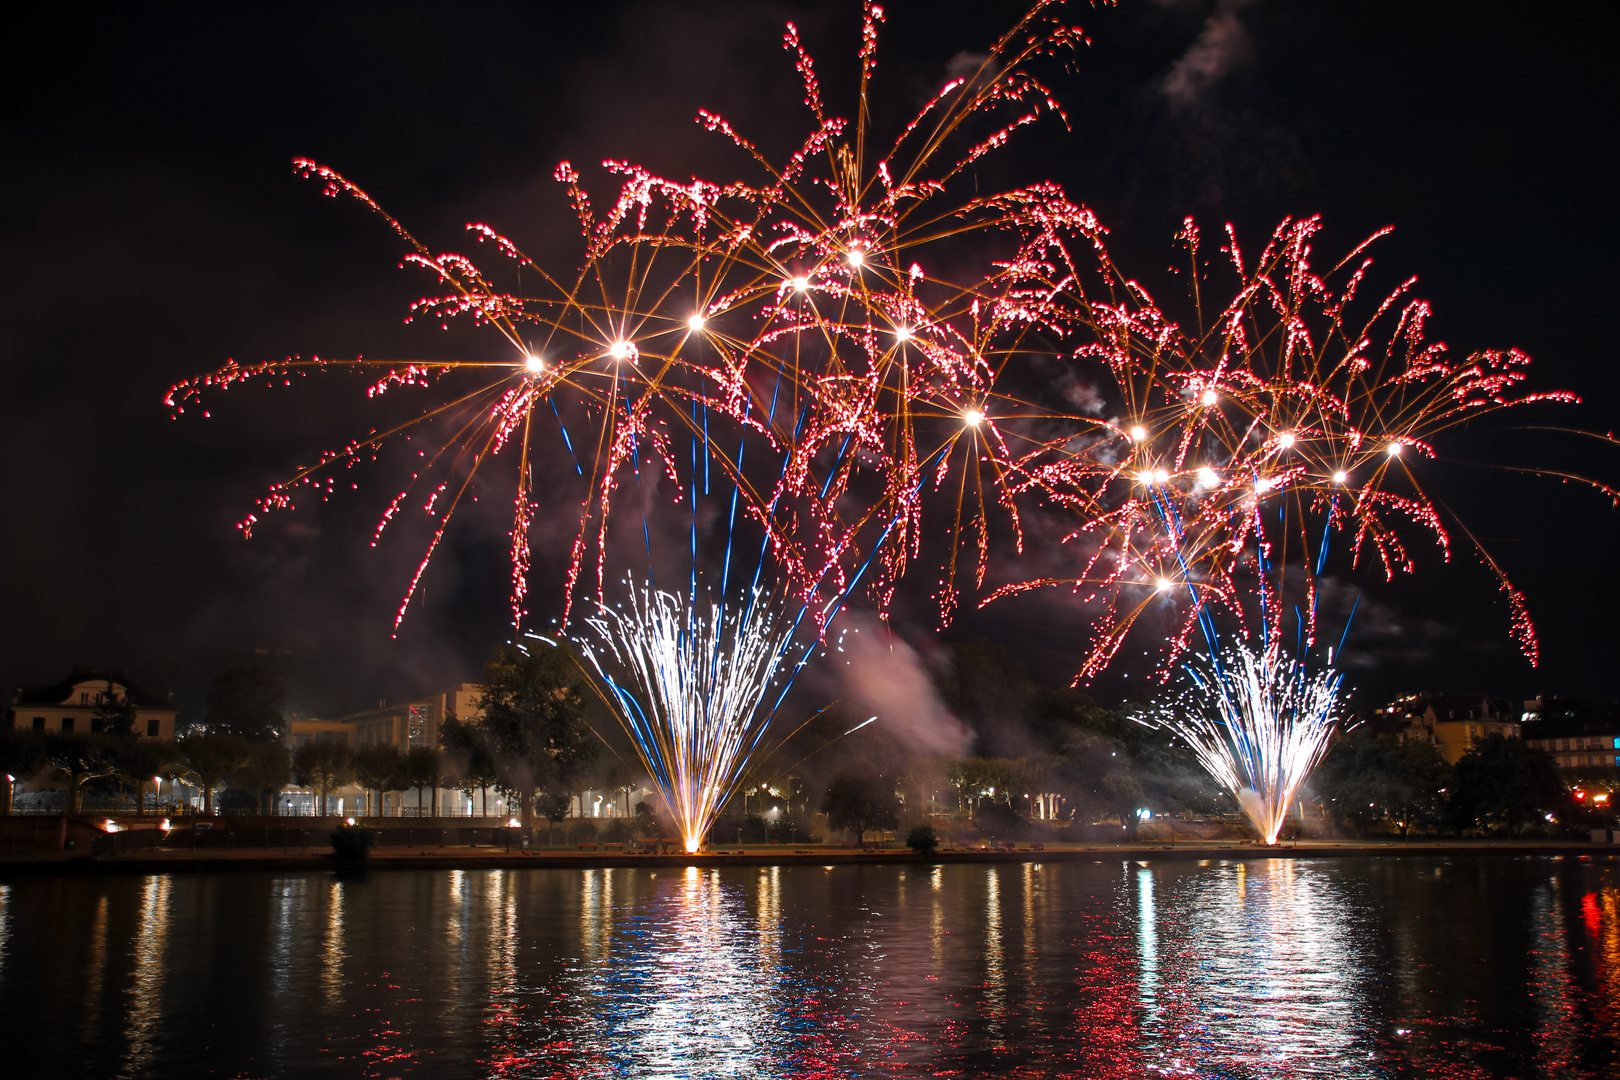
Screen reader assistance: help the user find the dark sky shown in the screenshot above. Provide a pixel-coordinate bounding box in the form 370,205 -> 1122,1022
2,0 -> 1616,719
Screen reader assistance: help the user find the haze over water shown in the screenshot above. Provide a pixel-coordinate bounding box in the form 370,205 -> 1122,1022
1,857 -> 1616,1077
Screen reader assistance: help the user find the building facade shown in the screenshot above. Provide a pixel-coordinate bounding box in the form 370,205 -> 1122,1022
1521,698 -> 1620,773
1370,692 -> 1520,763
8,669 -> 179,739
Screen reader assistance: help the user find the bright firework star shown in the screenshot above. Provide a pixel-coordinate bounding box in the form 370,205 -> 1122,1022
574,582 -> 798,854
1146,642 -> 1342,846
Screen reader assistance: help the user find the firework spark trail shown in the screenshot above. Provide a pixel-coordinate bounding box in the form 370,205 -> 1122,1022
164,2 -> 1606,689
575,582 -> 797,853
1145,642 -> 1341,846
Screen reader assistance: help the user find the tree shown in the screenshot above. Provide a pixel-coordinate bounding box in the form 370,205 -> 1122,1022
1450,734 -> 1567,838
1099,773 -> 1146,841
90,680 -> 138,737
820,771 -> 900,845
233,740 -> 291,815
440,715 -> 499,816
203,666 -> 287,742
0,729 -> 50,815
179,733 -> 252,815
293,739 -> 352,817
475,643 -> 597,831
351,744 -> 408,817
114,737 -> 180,813
404,746 -> 441,816
45,733 -> 124,814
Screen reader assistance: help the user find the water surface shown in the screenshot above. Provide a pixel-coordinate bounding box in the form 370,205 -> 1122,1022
1,856 -> 1617,1078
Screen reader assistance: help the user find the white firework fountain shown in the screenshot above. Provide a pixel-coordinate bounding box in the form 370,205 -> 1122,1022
574,580 -> 798,853
1152,642 -> 1342,845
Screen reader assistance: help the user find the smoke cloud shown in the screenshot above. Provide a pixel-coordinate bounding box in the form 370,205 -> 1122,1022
1160,0 -> 1258,108
829,611 -> 974,757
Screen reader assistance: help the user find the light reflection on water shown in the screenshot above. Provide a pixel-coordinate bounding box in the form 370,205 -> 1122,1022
1,857 -> 1618,1078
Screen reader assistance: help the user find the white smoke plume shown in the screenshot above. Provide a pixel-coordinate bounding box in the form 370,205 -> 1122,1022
1161,0 -> 1258,108
831,612 -> 973,757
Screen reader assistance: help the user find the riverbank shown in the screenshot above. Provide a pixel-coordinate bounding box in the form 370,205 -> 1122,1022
1,839 -> 1615,877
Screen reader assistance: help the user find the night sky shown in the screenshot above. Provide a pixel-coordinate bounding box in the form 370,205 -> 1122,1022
3,0 -> 1616,721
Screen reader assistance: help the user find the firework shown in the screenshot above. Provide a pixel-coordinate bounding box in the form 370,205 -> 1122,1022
981,214 -> 1607,680
1147,642 -> 1342,845
166,0 -> 1600,695
573,582 -> 799,853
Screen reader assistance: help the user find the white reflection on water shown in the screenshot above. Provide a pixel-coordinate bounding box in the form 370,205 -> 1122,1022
0,884 -> 9,979
1530,876 -> 1582,1073
121,875 -> 171,1077
1137,859 -> 1377,1078
79,894 -> 109,1043
321,878 -> 345,1005
568,865 -> 787,1077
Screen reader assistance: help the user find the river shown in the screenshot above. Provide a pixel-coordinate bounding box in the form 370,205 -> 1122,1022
1,855 -> 1616,1077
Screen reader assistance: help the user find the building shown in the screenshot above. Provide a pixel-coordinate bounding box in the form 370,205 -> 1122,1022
287,684 -> 483,749
1520,698 -> 1620,773
8,669 -> 179,739
1371,692 -> 1520,764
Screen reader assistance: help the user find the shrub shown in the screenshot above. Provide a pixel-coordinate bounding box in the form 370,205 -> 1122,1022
329,824 -> 375,863
567,818 -> 600,844
906,823 -> 939,857
599,818 -> 632,843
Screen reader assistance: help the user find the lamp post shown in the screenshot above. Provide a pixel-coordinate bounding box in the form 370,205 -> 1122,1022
151,776 -> 163,817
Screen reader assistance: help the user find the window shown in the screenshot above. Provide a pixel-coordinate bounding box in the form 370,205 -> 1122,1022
1613,737 -> 1620,750
80,693 -> 89,704
32,717 -> 45,731
62,717 -> 75,732
147,718 -> 160,737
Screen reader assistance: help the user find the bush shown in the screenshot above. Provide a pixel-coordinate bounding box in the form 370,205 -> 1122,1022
567,818 -> 600,844
599,818 -> 632,844
329,824 -> 376,863
906,823 -> 939,857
